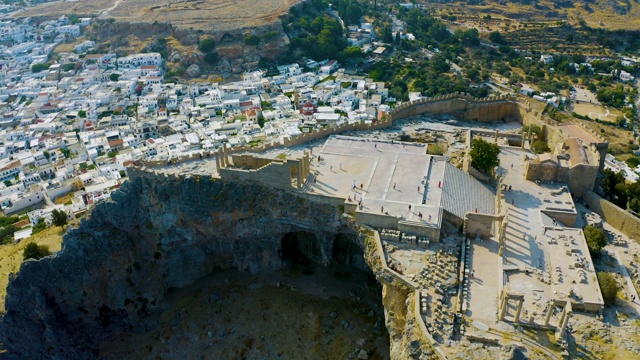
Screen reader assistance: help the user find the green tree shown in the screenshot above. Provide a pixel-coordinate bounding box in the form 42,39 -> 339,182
382,26 -> 393,43
244,34 -> 261,46
469,138 -> 500,173
51,209 -> 68,227
584,225 -> 607,257
596,272 -> 619,305
198,37 -> 216,53
78,110 -> 87,118
257,113 -> 266,128
625,157 -> 640,168
488,31 -> 506,45
23,242 -> 51,261
31,63 -> 50,73
531,140 -> 551,154
32,218 -> 47,234
204,52 -> 219,65
43,151 -> 51,160
109,73 -> 120,82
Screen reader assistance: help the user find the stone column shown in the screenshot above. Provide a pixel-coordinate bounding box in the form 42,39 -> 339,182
494,129 -> 499,144
557,306 -> 567,329
296,163 -> 302,189
514,298 -> 524,322
223,145 -> 229,166
215,152 -> 221,170
557,310 -> 572,341
544,301 -> 554,326
220,148 -> 227,168
498,291 -> 508,321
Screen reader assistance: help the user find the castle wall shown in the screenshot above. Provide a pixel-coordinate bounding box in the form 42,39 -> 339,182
584,192 -> 640,239
219,161 -> 293,189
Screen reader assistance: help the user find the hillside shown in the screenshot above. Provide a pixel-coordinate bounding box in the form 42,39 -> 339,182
17,0 -> 300,32
427,0 -> 640,30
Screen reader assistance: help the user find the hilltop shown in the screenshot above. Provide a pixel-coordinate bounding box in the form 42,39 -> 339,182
17,0 -> 300,32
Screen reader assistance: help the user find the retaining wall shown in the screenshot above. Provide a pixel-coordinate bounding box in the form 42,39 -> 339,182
584,191 -> 640,239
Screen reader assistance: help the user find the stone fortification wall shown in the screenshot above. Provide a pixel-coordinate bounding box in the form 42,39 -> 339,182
230,154 -> 280,169
138,94 -> 527,171
389,93 -> 517,122
219,161 -> 294,190
584,192 -> 640,239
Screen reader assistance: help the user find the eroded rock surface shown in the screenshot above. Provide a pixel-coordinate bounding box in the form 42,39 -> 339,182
0,169 -> 351,358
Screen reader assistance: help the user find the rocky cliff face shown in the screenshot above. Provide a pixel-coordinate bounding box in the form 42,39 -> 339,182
0,170 -> 353,359
85,19 -> 289,78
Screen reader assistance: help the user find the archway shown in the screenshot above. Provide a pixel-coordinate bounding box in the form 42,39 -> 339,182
331,233 -> 363,266
280,231 -> 320,266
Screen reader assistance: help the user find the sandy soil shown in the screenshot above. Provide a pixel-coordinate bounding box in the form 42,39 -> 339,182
100,263 -> 390,359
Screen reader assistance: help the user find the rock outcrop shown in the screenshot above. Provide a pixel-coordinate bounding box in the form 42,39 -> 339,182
0,169 -> 353,358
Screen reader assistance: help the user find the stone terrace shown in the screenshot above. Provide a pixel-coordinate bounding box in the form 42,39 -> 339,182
306,136 -> 444,228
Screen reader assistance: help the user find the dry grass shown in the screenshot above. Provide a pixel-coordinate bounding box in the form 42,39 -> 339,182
431,0 -> 640,31
54,193 -> 75,205
0,221 -> 75,311
571,103 -> 621,123
17,0 -> 301,32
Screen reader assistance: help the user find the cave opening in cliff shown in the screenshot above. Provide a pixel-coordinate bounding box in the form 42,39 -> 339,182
280,231 -> 320,267
332,233 -> 363,266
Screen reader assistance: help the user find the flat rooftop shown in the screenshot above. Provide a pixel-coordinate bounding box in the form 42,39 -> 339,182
306,136 -> 444,226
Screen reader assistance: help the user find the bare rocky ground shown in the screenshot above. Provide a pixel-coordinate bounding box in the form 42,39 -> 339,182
100,263 -> 390,359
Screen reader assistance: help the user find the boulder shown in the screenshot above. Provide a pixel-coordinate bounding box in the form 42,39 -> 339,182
186,64 -> 201,78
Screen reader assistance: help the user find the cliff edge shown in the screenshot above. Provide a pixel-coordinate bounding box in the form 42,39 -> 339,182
0,169 -> 347,358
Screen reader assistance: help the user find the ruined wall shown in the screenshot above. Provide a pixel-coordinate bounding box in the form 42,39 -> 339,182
525,162 -> 570,183
356,212 -> 400,230
584,192 -> 640,239
397,221 -> 441,241
541,209 -> 577,227
0,169 -> 352,359
230,154 -> 280,169
464,213 -> 500,239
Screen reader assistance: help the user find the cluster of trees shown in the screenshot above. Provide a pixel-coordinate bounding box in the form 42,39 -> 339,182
600,168 -> 640,213
289,15 -> 347,61
31,63 -> 50,73
333,0 -> 365,26
198,36 -> 219,65
23,242 -> 51,261
596,84 -> 627,108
